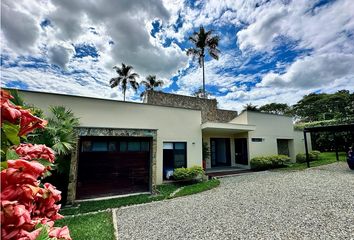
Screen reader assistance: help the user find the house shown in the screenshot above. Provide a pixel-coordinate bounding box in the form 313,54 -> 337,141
18,89 -> 310,204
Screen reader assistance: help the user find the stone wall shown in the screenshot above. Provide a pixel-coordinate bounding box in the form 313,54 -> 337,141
145,90 -> 237,123
66,127 -> 157,204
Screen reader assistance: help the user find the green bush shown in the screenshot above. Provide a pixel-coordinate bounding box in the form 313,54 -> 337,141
296,153 -> 307,163
173,166 -> 205,181
296,150 -> 321,163
251,155 -> 290,170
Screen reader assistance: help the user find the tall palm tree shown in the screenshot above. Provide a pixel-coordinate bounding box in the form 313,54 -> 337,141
186,26 -> 220,98
140,75 -> 164,99
110,63 -> 139,101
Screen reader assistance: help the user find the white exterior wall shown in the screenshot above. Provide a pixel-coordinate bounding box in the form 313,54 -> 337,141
231,111 -> 308,162
20,91 -> 203,184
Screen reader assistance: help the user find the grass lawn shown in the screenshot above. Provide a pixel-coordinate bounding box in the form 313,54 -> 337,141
173,179 -> 220,198
280,151 -> 346,171
56,211 -> 115,240
61,179 -> 220,216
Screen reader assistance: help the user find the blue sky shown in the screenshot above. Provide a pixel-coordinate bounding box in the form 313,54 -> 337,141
1,0 -> 353,111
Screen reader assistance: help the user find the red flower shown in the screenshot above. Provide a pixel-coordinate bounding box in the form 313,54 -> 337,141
1,201 -> 36,240
18,109 -> 47,136
1,89 -> 13,103
6,160 -> 45,185
16,144 -> 55,163
1,100 -> 22,124
49,226 -> 72,240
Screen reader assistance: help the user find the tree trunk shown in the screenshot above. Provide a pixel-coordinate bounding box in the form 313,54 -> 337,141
202,56 -> 206,98
123,90 -> 126,101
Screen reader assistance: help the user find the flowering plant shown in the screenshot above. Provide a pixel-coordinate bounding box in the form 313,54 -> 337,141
1,90 -> 71,240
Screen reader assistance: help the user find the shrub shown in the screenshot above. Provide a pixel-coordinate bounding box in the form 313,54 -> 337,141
173,166 -> 205,181
251,155 -> 290,170
296,150 -> 321,163
296,153 -> 306,163
1,90 -> 71,240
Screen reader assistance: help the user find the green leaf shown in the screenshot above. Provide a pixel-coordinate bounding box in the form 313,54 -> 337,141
6,149 -> 19,160
35,224 -> 50,240
2,122 -> 20,145
37,158 -> 55,168
0,161 -> 8,170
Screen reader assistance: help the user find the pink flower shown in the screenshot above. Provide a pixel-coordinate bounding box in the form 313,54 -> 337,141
16,144 -> 55,163
6,160 -> 45,185
1,100 -> 22,124
18,109 -> 47,136
49,226 -> 72,240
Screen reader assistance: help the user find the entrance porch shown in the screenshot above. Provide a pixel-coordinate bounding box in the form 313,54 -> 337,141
201,122 -> 256,171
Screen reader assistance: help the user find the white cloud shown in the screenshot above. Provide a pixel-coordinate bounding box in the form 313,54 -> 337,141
1,1 -> 40,52
260,53 -> 354,88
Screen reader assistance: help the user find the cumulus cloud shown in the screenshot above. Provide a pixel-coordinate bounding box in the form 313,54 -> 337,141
48,43 -> 76,69
260,53 -> 354,88
1,1 -> 40,51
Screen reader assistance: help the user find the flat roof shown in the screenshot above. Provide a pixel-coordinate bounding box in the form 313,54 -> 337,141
201,122 -> 256,134
6,88 -> 202,112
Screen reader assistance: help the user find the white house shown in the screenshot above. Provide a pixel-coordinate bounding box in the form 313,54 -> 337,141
18,89 -> 310,203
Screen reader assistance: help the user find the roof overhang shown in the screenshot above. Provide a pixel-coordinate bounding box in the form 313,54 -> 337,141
201,122 -> 256,134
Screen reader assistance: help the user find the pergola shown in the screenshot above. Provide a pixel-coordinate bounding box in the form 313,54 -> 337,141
303,123 -> 354,167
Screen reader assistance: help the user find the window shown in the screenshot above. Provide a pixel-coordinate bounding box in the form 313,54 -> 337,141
251,138 -> 264,142
163,142 -> 187,172
91,141 -> 108,151
81,139 -> 150,152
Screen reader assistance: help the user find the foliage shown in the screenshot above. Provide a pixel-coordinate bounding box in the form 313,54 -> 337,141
109,63 -> 139,101
259,103 -> 292,115
293,90 -> 354,122
56,212 -> 115,240
280,152 -> 346,171
250,155 -> 290,170
202,142 -> 210,160
173,166 -> 205,181
243,103 -> 259,111
296,150 -> 321,163
140,75 -> 164,99
187,26 -> 220,98
0,90 -> 71,239
172,179 -> 220,198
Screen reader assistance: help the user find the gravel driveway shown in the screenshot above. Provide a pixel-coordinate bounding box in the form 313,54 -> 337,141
116,162 -> 354,240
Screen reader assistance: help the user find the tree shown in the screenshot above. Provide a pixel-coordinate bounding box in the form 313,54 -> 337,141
259,103 -> 292,115
140,75 -> 164,99
243,103 -> 259,111
292,90 -> 353,122
110,63 -> 139,101
186,26 -> 220,98
192,87 -> 211,98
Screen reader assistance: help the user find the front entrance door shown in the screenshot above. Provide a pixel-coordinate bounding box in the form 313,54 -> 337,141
235,138 -> 248,165
210,138 -> 231,167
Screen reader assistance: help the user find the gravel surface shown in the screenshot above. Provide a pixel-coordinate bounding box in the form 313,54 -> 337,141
117,162 -> 354,240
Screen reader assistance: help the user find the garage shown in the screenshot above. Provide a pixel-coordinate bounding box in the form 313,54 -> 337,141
76,136 -> 151,199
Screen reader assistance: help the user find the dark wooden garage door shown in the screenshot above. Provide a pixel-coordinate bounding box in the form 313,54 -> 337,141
76,136 -> 151,199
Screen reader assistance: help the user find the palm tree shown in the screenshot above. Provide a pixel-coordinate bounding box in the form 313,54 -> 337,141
243,103 -> 259,112
192,87 -> 210,98
140,75 -> 164,99
186,26 -> 220,98
110,63 -> 139,101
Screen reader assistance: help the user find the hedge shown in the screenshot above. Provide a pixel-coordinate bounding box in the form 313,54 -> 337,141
296,150 -> 321,163
173,166 -> 205,181
251,155 -> 290,170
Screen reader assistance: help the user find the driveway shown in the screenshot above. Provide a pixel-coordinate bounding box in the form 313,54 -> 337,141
116,162 -> 354,239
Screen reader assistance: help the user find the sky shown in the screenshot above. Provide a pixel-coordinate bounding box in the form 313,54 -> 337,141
1,0 -> 354,112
